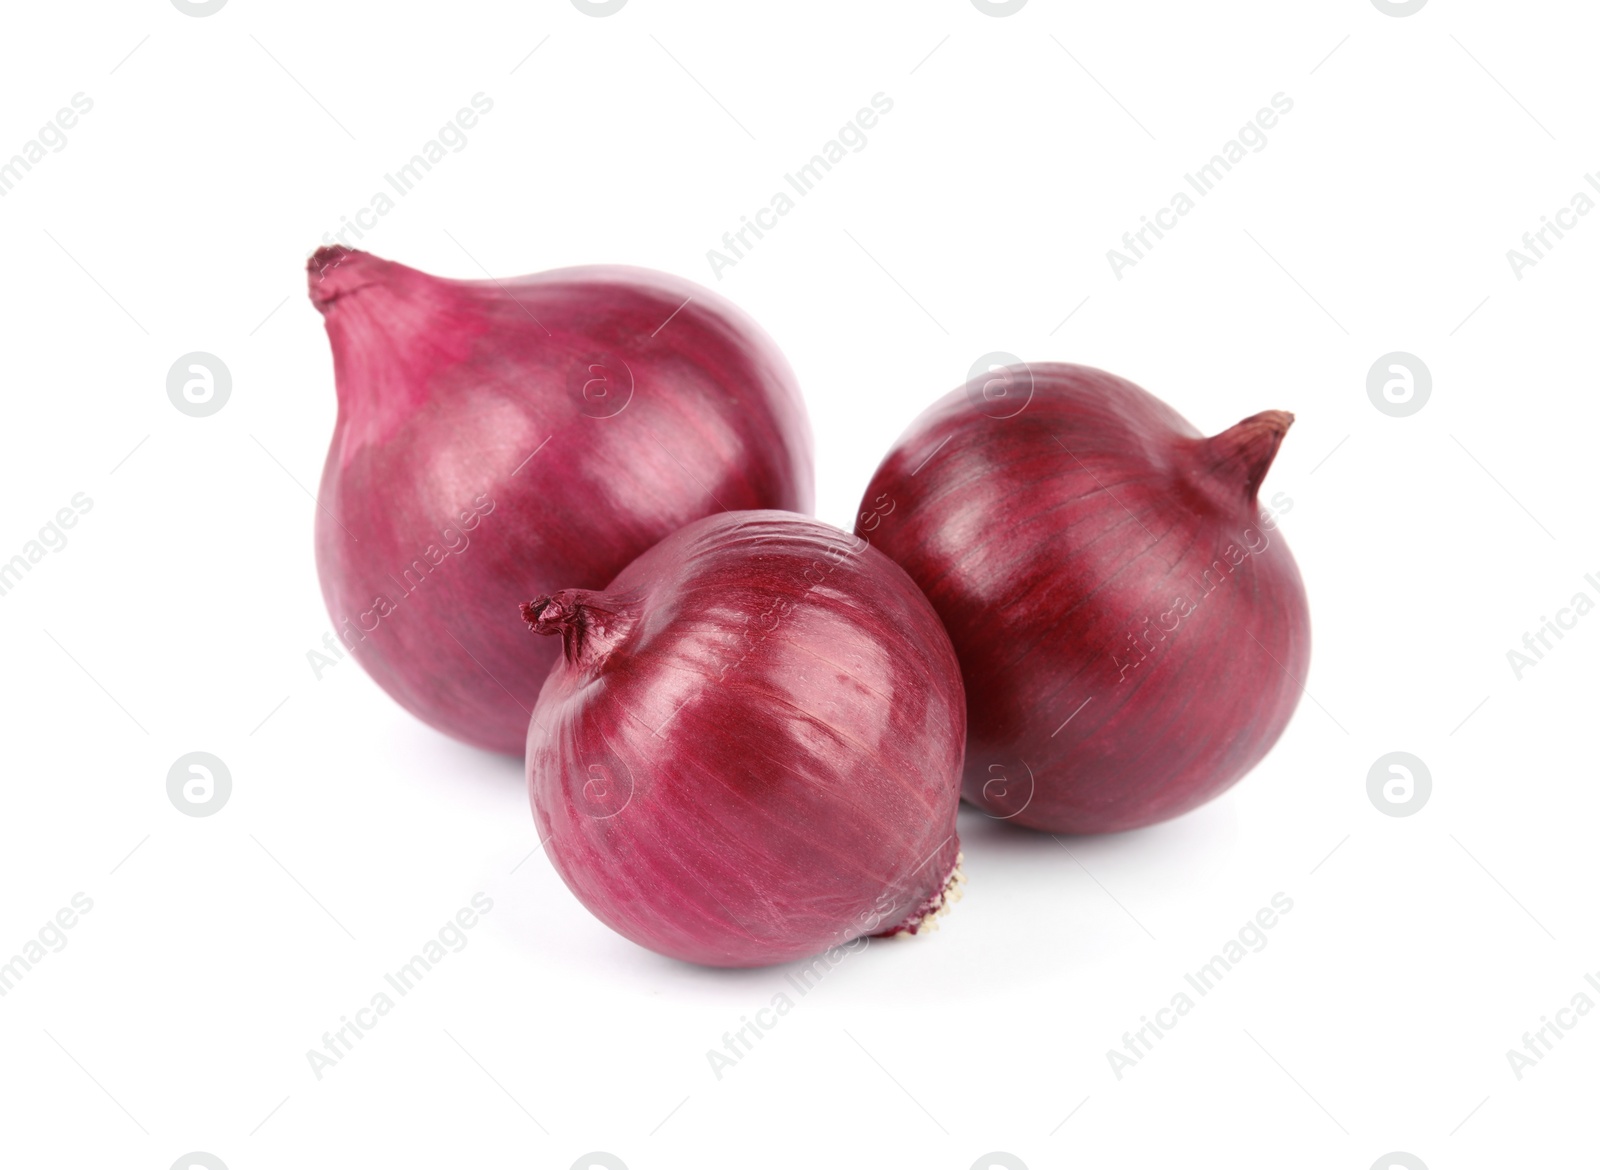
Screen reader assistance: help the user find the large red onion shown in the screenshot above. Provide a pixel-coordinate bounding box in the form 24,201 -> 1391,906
522,511 -> 966,968
856,363 -> 1309,834
307,247 -> 812,754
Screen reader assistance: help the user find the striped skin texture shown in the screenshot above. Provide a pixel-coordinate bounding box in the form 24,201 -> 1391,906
309,247 -> 812,755
856,364 -> 1309,834
526,512 -> 965,968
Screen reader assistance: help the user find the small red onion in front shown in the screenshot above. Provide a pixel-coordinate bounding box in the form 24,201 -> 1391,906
308,247 -> 812,754
523,511 -> 965,968
856,363 -> 1310,834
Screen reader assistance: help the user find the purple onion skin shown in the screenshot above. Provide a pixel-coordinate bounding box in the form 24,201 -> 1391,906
524,511 -> 965,968
855,364 -> 1310,834
308,247 -> 813,755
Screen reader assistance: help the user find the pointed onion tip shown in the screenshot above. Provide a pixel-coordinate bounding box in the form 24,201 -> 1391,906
1205,409 -> 1294,501
521,597 -> 556,632
307,245 -> 374,313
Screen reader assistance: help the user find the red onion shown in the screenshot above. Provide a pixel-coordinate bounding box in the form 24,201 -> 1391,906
856,363 -> 1309,834
307,247 -> 812,754
522,511 -> 966,967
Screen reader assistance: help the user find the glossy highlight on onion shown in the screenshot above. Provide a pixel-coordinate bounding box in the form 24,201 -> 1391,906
308,246 -> 813,754
856,363 -> 1309,834
523,511 -> 966,968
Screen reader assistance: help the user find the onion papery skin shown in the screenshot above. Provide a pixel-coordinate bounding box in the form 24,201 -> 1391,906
524,511 -> 965,968
855,363 -> 1309,834
308,247 -> 813,755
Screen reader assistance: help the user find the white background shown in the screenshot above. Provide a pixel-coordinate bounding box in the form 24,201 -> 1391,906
0,1 -> 1595,1168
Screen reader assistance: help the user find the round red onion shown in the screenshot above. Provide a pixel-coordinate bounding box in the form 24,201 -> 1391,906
523,511 -> 966,968
856,363 -> 1309,834
307,247 -> 812,754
